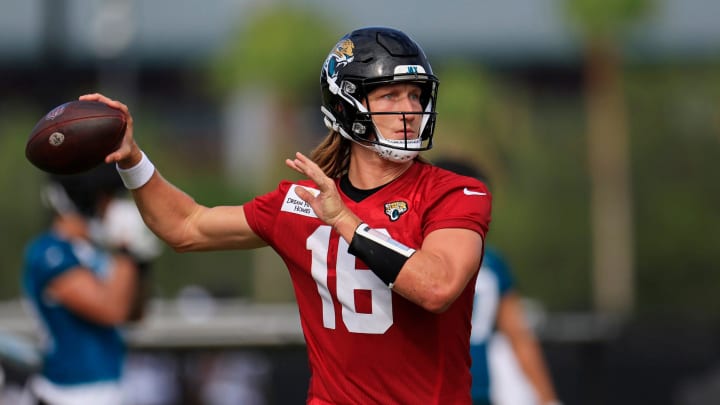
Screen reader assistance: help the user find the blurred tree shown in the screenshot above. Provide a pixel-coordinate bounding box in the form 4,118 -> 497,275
625,65 -> 720,319
207,6 -> 341,187
205,7 -> 340,302
431,62 -> 594,311
0,105 -> 47,298
208,7 -> 338,105
563,0 -> 654,315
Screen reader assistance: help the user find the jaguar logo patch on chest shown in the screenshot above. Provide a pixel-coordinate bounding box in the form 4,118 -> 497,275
384,201 -> 408,221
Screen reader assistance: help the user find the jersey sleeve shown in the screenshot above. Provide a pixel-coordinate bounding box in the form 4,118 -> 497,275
421,169 -> 492,239
243,186 -> 281,244
243,180 -> 297,245
26,237 -> 82,290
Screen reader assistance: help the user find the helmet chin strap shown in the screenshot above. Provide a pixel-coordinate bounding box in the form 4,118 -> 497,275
371,128 -> 421,162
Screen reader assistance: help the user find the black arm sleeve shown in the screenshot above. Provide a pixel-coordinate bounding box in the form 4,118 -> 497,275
347,223 -> 416,287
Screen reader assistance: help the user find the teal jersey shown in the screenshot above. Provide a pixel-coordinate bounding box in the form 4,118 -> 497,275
21,231 -> 125,386
469,246 -> 515,403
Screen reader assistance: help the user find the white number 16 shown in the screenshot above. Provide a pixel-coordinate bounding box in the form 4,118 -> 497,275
307,225 -> 393,334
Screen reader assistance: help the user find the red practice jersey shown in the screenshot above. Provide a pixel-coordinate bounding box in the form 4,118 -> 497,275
244,161 -> 491,405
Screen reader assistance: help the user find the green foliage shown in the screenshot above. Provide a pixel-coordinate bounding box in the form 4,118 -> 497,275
0,103 -> 47,298
563,0 -> 653,37
430,62 -> 593,310
626,64 -> 720,318
208,7 -> 340,103
430,58 -> 720,315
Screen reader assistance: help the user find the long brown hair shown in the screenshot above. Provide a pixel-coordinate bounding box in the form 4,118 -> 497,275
309,130 -> 351,179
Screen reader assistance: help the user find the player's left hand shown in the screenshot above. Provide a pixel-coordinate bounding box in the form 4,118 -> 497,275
285,152 -> 358,232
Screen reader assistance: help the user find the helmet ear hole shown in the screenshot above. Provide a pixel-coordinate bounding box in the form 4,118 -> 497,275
352,122 -> 367,135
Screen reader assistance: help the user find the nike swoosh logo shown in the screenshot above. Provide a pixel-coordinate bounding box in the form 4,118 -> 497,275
463,187 -> 487,196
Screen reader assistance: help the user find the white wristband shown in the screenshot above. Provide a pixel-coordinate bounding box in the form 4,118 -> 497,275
117,151 -> 155,190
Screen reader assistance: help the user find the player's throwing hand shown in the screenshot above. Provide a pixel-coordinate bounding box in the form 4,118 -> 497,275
285,152 -> 359,234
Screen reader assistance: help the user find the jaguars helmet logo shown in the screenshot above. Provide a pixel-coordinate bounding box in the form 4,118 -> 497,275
323,39 -> 355,82
384,201 -> 408,222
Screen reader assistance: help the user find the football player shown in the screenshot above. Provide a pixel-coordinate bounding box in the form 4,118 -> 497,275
21,163 -> 160,405
83,26 -> 490,404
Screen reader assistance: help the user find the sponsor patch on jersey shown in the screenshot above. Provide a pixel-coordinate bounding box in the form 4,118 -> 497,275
281,184 -> 319,218
384,201 -> 408,221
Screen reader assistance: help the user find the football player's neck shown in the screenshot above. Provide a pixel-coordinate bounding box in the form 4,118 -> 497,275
347,147 -> 412,189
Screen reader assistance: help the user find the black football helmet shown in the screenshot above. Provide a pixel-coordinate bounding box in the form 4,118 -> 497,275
43,163 -> 125,218
320,27 -> 439,162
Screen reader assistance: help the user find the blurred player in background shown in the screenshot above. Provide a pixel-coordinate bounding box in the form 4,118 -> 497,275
82,26 -> 491,404
21,163 -> 161,405
434,157 -> 560,405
